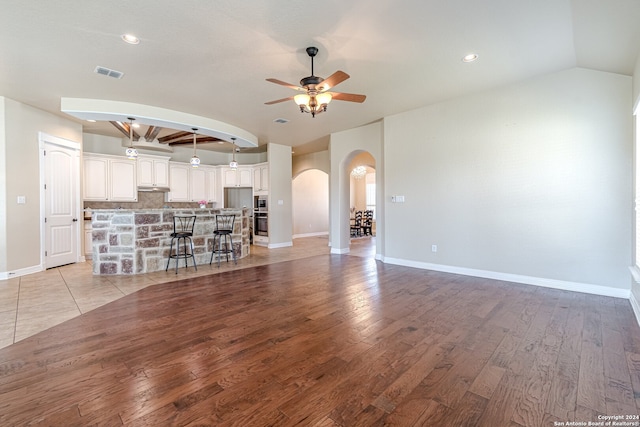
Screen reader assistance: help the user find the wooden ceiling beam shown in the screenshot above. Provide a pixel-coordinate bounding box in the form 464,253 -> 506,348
144,126 -> 162,141
157,131 -> 191,144
168,136 -> 223,146
109,121 -> 140,140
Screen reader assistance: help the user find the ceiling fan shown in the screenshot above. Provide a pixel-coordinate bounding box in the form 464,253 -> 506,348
265,46 -> 366,117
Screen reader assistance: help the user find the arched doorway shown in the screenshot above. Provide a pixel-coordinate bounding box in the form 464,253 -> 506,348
328,120 -> 383,259
292,169 -> 329,239
347,152 -> 376,258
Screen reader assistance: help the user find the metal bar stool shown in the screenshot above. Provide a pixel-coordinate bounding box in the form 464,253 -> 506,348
165,215 -> 197,274
210,214 -> 237,267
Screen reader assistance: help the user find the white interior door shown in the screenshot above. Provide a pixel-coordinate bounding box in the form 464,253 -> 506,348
43,137 -> 80,268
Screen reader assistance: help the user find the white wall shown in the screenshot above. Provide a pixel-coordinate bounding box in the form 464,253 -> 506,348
0,99 -> 6,273
292,150 -> 329,176
631,56 -> 640,310
267,142 -> 293,247
383,67 -> 632,293
1,97 -> 82,275
292,169 -> 329,237
330,121 -> 384,254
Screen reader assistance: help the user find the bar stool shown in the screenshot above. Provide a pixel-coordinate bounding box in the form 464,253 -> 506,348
210,214 -> 237,267
165,215 -> 197,274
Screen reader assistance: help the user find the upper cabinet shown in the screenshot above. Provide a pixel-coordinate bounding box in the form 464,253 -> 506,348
204,166 -> 218,203
84,152 -> 266,204
253,163 -> 269,194
137,154 -> 170,188
222,166 -> 252,188
166,162 -> 190,202
167,163 -> 218,203
83,153 -> 137,202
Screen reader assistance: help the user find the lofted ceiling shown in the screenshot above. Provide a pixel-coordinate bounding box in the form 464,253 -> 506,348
1,0 -> 640,156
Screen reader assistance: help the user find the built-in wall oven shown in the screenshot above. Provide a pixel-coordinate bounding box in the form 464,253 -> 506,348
255,195 -> 267,210
254,211 -> 268,236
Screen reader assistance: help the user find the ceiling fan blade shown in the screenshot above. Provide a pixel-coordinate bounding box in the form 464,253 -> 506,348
265,96 -> 294,105
318,71 -> 349,91
330,92 -> 367,103
265,78 -> 305,91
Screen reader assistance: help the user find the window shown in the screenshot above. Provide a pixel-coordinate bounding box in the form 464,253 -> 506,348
365,172 -> 376,219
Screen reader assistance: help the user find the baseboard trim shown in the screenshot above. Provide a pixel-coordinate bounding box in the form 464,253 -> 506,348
383,257 -> 630,299
0,264 -> 43,280
292,232 -> 329,239
268,241 -> 293,249
630,291 -> 640,328
331,247 -> 350,255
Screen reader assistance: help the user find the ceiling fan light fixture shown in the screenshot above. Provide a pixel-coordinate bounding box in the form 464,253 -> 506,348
316,92 -> 332,105
294,93 -> 310,106
125,117 -> 138,160
190,128 -> 200,168
265,46 -> 365,118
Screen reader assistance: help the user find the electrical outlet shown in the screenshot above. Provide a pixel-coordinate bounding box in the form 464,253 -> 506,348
432,245 -> 438,252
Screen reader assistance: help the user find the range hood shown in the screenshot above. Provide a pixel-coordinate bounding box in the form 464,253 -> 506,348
137,186 -> 170,192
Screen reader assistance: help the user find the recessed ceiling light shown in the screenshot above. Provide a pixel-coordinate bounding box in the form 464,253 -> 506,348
86,119 -> 96,123
121,34 -> 140,45
462,53 -> 478,63
273,118 -> 289,124
132,123 -> 140,128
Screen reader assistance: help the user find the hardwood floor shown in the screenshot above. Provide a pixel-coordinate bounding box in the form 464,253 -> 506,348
1,242 -> 640,425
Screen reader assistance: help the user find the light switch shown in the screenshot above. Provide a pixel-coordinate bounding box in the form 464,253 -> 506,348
17,196 -> 26,204
278,199 -> 284,205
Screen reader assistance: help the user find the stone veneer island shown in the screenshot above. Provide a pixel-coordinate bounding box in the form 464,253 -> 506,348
91,208 -> 250,275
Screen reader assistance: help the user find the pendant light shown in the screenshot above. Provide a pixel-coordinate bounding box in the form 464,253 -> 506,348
190,128 -> 200,168
229,137 -> 238,169
125,117 -> 138,160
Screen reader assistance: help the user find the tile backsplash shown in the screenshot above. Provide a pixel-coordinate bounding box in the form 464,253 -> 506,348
83,191 -> 218,211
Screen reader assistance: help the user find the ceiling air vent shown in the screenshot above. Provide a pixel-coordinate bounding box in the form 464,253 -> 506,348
273,118 -> 289,124
94,66 -> 124,79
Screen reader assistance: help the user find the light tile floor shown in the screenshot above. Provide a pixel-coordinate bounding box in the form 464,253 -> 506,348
0,236 -> 376,349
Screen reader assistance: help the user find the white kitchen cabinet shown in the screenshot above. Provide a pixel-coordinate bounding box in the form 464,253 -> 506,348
192,166 -> 219,203
137,154 -> 170,188
239,168 -> 252,187
189,167 -> 207,203
223,167 -> 252,187
191,165 -> 218,203
84,220 -> 93,260
253,163 -> 269,193
166,162 -> 190,202
83,154 -> 137,202
167,163 -> 219,203
204,166 -> 218,203
83,155 -> 109,200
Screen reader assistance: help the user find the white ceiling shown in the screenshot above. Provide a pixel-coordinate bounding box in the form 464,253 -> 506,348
1,0 -> 640,155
